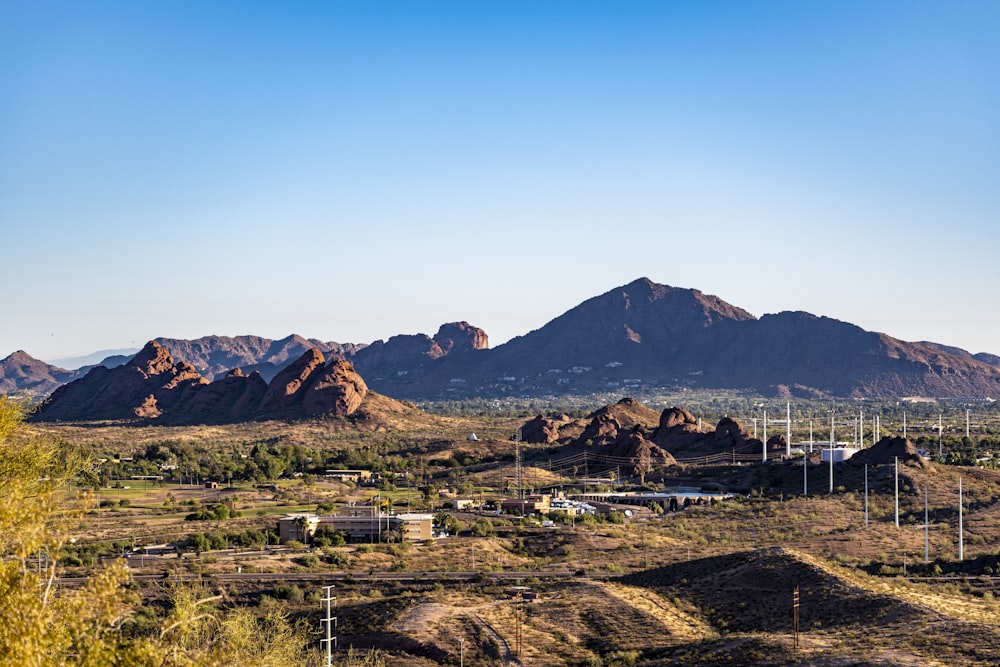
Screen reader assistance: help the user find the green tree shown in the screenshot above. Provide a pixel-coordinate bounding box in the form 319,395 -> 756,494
0,397 -> 321,666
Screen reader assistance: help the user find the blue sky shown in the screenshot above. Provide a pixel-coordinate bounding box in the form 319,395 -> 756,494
2,1 -> 998,364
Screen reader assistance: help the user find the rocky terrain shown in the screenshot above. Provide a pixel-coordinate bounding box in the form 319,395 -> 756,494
31,340 -> 392,424
0,350 -> 81,395
6,278 -> 1000,401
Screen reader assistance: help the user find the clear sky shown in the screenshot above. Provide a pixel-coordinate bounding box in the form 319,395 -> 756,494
2,1 -> 998,365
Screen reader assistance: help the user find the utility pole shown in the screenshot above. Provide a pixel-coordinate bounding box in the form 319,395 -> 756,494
864,464 -> 869,527
828,443 -> 833,494
763,410 -> 768,463
938,414 -> 943,457
792,586 -> 800,650
924,487 -> 929,565
514,591 -> 523,658
515,428 -> 523,501
786,402 -> 791,460
894,457 -> 899,528
803,442 -> 808,497
459,637 -> 465,667
959,476 -> 964,562
321,585 -> 337,667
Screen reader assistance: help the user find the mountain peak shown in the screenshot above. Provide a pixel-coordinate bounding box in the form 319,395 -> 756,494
131,340 -> 176,375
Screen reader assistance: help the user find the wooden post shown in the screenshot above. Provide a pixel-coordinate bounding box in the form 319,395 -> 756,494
793,585 -> 800,649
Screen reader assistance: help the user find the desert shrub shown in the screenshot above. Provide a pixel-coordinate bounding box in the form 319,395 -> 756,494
472,518 -> 495,537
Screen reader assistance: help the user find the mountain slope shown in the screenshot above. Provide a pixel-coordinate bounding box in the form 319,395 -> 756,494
0,351 -> 80,395
31,341 -> 405,424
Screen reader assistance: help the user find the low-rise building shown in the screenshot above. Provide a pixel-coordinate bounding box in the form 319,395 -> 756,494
277,506 -> 432,544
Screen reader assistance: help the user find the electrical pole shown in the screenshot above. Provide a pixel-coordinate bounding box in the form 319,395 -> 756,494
894,457 -> 899,528
924,487 -> 929,565
786,402 -> 791,460
828,442 -> 833,494
864,464 -> 868,527
321,585 -> 337,667
803,442 -> 808,497
959,476 -> 964,562
763,410 -> 768,463
938,414 -> 943,457
792,586 -> 800,650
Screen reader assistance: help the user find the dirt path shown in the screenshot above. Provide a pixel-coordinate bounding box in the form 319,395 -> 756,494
468,611 -> 515,665
395,600 -> 518,665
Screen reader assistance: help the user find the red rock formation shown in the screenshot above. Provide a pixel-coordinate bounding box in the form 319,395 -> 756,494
434,322 -> 489,353
302,359 -> 368,416
578,398 -> 661,446
651,407 -> 708,451
851,436 -> 929,469
258,348 -> 327,413
34,341 -> 209,421
605,430 -> 677,475
173,368 -> 268,422
33,343 -> 400,424
713,416 -> 764,455
519,415 -> 562,444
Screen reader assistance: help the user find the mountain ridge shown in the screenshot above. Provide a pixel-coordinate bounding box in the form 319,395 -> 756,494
31,341 -> 399,424
5,278 -> 1000,401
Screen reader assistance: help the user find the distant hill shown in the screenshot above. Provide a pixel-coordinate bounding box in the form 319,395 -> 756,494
48,348 -> 140,371
0,351 -> 80,395
5,278 -> 1000,401
153,334 -> 365,382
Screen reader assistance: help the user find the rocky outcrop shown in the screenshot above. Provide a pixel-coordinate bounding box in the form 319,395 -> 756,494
34,341 -> 209,421
520,415 -> 563,444
433,322 -> 489,354
33,343 -> 381,424
302,359 -> 368,417
259,348 -> 328,413
578,398 -> 662,446
606,429 -> 677,475
850,436 -> 929,469
766,433 -> 787,452
155,334 -> 360,382
651,407 -> 708,450
713,417 -> 765,455
172,368 -> 269,422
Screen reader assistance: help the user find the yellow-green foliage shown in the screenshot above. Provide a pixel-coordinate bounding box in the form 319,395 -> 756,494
0,397 -> 320,666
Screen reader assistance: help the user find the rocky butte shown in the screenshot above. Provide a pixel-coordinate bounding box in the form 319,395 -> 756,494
32,341 -> 379,424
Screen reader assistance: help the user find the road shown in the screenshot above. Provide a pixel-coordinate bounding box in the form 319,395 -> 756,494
57,569 -> 606,587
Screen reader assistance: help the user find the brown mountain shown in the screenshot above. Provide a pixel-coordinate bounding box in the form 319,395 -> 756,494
32,341 -> 388,424
0,351 -> 80,395
34,342 -> 208,421
7,278 -> 1000,400
364,278 -> 1000,400
154,334 -> 363,382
